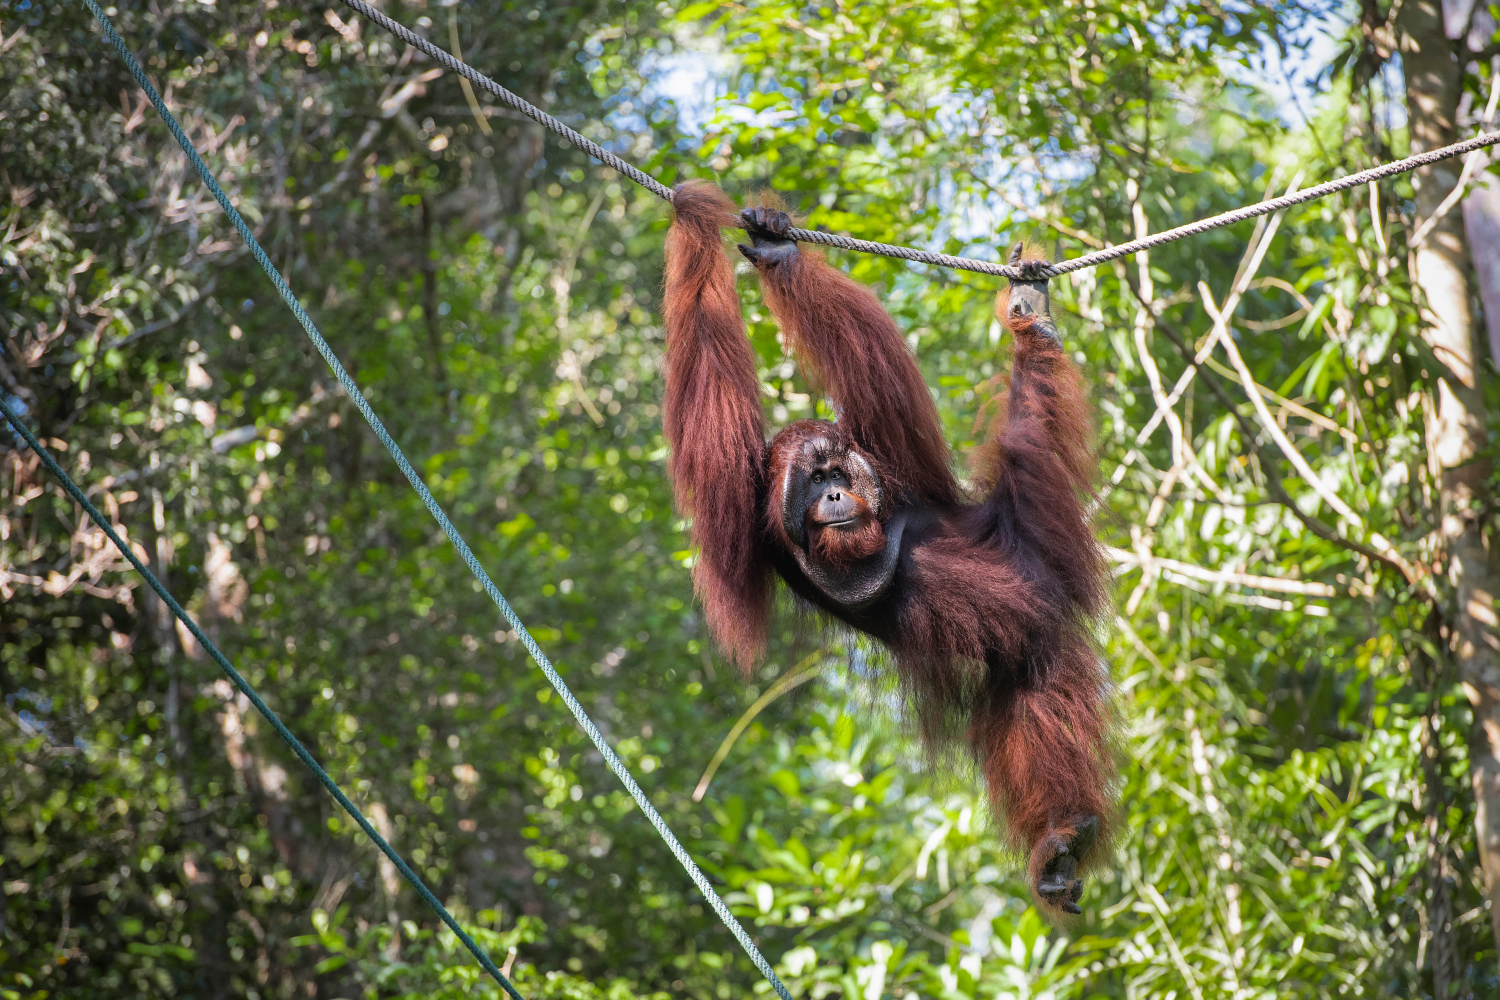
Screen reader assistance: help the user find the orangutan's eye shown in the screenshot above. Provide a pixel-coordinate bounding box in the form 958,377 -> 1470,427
812,472 -> 824,484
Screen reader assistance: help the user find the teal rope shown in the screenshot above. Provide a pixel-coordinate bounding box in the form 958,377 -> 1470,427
0,394 -> 524,1000
80,4 -> 793,998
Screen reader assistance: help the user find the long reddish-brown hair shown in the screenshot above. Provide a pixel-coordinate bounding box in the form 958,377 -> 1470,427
661,182 -> 772,667
662,184 -> 1117,914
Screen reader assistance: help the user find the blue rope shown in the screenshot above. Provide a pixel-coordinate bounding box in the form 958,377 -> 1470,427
80,3 -> 794,997
0,393 -> 525,999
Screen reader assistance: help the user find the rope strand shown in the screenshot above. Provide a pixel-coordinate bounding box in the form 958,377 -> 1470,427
82,2 -> 794,997
335,0 -> 1500,279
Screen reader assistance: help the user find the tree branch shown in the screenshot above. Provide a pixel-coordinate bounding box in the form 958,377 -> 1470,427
1197,281 -> 1364,529
1125,279 -> 1427,589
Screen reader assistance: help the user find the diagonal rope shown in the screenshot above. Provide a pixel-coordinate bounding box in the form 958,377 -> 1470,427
334,0 -> 1500,280
80,3 -> 794,997
0,393 -> 525,1000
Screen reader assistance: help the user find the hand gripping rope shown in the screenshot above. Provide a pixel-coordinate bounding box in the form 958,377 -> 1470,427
336,0 -> 1500,279
75,1 -> 796,997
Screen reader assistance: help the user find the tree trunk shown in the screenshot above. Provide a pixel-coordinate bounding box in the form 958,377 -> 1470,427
1422,630 -> 1461,997
1462,173 -> 1500,367
1398,0 -> 1500,958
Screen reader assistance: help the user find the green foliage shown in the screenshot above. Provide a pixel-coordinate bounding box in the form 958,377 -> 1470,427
4,0 -> 1498,998
659,0 -> 1497,994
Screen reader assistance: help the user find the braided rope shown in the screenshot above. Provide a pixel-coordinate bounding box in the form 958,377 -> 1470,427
1046,130 -> 1500,276
336,0 -> 1500,278
86,3 -> 793,997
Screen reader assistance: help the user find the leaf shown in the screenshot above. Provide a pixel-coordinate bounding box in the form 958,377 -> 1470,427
314,955 -> 349,974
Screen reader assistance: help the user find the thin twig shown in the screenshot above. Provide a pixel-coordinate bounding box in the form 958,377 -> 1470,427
1198,281 -> 1362,529
692,651 -> 825,802
552,189 -> 608,426
448,9 -> 492,137
1126,281 -> 1425,589
1105,546 -> 1338,596
1133,169 -> 1298,447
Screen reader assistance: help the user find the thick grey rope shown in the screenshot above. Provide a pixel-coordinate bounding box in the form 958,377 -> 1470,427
335,0 -> 1500,279
1047,130 -> 1500,276
0,387 -> 526,1000
85,3 -> 793,998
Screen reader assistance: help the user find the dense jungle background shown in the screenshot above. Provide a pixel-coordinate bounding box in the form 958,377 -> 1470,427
5,0 -> 1500,996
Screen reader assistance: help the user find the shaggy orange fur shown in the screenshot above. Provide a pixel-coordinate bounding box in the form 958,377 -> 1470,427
662,183 -> 1117,913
